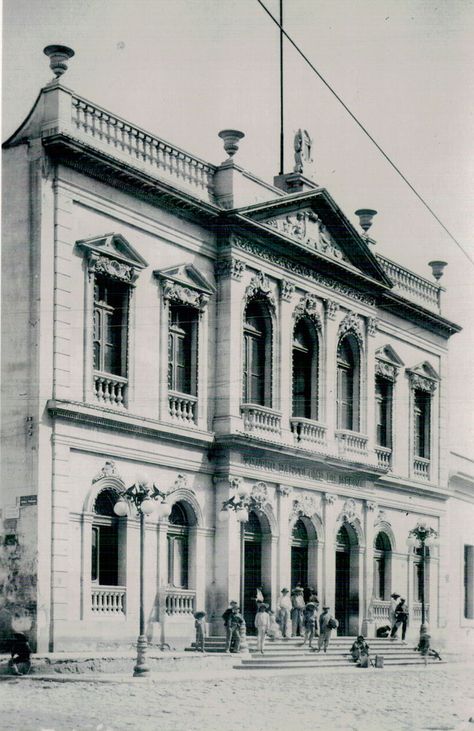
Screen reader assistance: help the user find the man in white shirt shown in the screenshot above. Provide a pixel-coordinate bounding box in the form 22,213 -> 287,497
277,588 -> 292,639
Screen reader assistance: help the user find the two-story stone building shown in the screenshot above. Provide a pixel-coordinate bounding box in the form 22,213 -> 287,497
1,50 -> 462,652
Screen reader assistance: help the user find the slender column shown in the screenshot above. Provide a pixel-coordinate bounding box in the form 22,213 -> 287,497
322,493 -> 338,608
159,299 -> 170,421
277,485 -> 292,592
323,300 -> 340,452
365,317 -> 377,458
80,513 -> 93,619
213,478 -> 241,631
362,500 -> 377,637
190,526 -> 208,612
197,307 -> 209,430
308,539 -> 319,590
279,283 -> 294,442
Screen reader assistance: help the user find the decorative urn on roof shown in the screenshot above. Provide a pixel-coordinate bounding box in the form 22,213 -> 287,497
218,129 -> 245,159
43,44 -> 75,78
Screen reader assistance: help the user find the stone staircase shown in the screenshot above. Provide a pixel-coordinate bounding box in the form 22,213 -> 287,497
186,636 -> 444,670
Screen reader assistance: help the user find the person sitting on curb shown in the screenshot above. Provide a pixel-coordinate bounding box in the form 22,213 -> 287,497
8,632 -> 32,676
350,635 -> 370,664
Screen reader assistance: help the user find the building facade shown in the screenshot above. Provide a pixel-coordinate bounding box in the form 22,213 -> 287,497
1,59 -> 464,652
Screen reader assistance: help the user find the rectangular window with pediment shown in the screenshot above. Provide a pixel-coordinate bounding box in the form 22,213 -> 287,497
168,305 -> 197,396
414,389 -> 431,459
93,276 -> 128,377
375,376 -> 392,448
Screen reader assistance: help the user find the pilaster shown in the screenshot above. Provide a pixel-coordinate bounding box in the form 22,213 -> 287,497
322,493 -> 338,608
279,283 -> 294,441
277,485 -> 292,592
80,513 -> 93,620
365,317 -> 377,453
49,439 -> 71,650
323,301 -> 339,450
362,500 -> 377,636
213,478 -> 241,623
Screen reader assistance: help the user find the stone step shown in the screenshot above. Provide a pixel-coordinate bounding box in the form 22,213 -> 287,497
235,658 -> 444,670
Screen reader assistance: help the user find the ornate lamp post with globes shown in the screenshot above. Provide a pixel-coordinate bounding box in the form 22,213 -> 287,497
406,521 -> 439,635
114,475 -> 171,677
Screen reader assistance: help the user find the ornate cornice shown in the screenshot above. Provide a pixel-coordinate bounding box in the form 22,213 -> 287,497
293,294 -> 322,329
338,311 -> 364,349
231,235 -> 376,306
215,258 -> 246,281
280,279 -> 295,302
245,271 -> 276,310
162,279 -> 209,311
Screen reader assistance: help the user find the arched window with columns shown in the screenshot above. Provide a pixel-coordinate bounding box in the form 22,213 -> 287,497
292,318 -> 319,420
91,488 -> 121,587
243,299 -> 273,406
167,501 -> 191,589
337,334 -> 361,431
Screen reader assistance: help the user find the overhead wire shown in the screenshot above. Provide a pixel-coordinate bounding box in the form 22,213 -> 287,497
256,0 -> 474,269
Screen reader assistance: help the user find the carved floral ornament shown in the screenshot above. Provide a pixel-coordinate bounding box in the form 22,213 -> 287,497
245,271 -> 276,310
280,280 -> 295,302
88,253 -> 139,285
323,493 -> 337,505
338,311 -> 364,349
290,494 -> 320,520
408,372 -> 438,393
293,294 -> 322,329
215,258 -> 246,281
278,485 -> 293,497
324,299 -> 339,320
367,317 -> 378,337
365,501 -> 377,512
375,359 -> 399,382
338,498 -> 359,525
162,279 -> 209,311
251,482 -> 271,509
265,210 -> 347,264
92,460 -> 123,484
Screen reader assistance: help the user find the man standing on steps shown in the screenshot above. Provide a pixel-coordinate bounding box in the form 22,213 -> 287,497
277,588 -> 292,639
315,606 -> 338,653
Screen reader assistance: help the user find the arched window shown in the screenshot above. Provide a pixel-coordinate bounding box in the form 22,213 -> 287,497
167,501 -> 190,588
168,305 -> 198,396
373,532 -> 392,600
243,299 -> 272,406
292,319 -> 318,420
91,488 -> 120,586
337,335 -> 360,431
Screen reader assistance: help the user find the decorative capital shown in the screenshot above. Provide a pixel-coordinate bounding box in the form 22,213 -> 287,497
367,317 -> 378,337
280,279 -> 295,302
215,258 -> 246,281
365,500 -> 377,512
162,279 -> 209,311
323,492 -> 337,505
324,299 -> 339,320
278,484 -> 292,497
92,460 -> 123,484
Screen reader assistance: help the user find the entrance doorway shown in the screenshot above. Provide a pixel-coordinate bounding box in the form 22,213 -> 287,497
291,518 -> 309,589
335,523 -> 359,635
243,511 -> 263,631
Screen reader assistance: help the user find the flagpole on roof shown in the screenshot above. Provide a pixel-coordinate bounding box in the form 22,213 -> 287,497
279,0 -> 284,175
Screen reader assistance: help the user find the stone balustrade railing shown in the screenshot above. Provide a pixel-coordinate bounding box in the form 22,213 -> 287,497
165,588 -> 196,616
377,255 -> 441,312
69,94 -> 216,201
412,602 -> 429,623
375,446 -> 392,470
371,599 -> 391,624
335,430 -> 369,459
413,457 -> 430,481
91,586 -> 126,614
94,372 -> 127,408
168,391 -> 198,424
290,418 -> 327,449
241,404 -> 282,436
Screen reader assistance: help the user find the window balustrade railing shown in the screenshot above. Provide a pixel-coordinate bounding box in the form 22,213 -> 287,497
91,586 -> 126,614
290,418 -> 326,449
377,254 -> 441,312
165,588 -> 196,616
413,457 -> 430,480
168,392 -> 198,424
335,430 -> 369,459
93,372 -> 127,408
375,446 -> 392,470
69,95 -> 216,201
241,404 -> 282,436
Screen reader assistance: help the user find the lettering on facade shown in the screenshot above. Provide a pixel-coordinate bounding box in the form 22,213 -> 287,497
242,455 -> 362,487
19,495 -> 38,506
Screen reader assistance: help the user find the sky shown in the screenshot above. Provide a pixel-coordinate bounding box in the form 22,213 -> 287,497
2,0 -> 474,458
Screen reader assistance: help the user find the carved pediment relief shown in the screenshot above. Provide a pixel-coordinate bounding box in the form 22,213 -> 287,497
77,233 -> 148,284
375,345 -> 404,382
154,263 -> 215,310
262,209 -> 348,264
407,361 -> 440,392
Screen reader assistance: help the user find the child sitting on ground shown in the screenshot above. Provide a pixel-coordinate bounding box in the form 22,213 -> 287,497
350,635 -> 370,664
193,610 -> 206,652
8,632 -> 32,675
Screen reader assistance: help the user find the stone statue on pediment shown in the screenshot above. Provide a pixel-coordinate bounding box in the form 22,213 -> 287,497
294,129 -> 313,175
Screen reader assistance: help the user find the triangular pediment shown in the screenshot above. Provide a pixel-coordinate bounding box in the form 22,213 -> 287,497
232,188 -> 392,288
77,233 -> 148,269
153,263 -> 215,295
408,361 -> 440,381
375,345 -> 404,367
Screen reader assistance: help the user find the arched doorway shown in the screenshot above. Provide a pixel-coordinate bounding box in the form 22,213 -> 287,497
167,502 -> 190,589
291,519 -> 309,589
335,523 -> 359,635
242,510 -> 265,631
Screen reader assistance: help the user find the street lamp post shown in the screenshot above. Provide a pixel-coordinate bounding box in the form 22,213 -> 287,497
114,475 -> 171,677
406,521 -> 438,635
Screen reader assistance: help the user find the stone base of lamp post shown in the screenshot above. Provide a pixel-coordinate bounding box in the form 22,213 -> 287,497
133,634 -> 151,677
239,622 -> 250,654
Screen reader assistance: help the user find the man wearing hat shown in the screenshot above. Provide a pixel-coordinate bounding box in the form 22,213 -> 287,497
316,606 -> 338,652
291,586 -> 305,637
222,600 -> 238,653
277,588 -> 292,639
